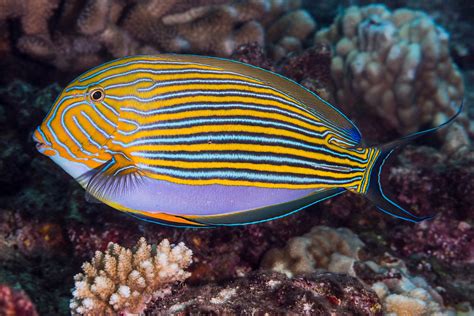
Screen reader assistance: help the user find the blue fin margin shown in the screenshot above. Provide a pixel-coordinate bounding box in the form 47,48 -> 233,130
365,100 -> 463,223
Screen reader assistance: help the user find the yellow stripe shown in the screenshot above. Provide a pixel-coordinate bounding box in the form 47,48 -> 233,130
138,109 -> 325,134
359,149 -> 380,193
143,172 -> 362,189
121,95 -> 320,124
136,83 -> 299,104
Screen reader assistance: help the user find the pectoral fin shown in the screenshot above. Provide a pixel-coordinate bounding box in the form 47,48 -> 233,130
77,156 -> 144,203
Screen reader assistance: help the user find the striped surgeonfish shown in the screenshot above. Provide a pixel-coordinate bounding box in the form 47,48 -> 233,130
32,55 -> 462,228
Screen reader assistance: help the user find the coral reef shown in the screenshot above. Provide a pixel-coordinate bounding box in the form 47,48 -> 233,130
386,146 -> 474,222
0,284 -> 38,316
314,4 -> 469,150
145,271 -> 383,315
67,224 -> 138,259
0,1 -> 473,314
70,237 -> 192,315
261,226 -> 460,314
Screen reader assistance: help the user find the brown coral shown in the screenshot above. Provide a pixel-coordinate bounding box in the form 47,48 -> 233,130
1,0 -> 316,70
123,0 -> 268,56
314,5 -> 468,151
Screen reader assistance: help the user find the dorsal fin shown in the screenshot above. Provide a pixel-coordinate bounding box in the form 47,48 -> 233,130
164,54 -> 362,146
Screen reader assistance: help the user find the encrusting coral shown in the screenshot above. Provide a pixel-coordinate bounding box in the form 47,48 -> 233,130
70,237 -> 193,315
314,5 -> 468,147
260,225 -> 364,277
356,257 -> 450,316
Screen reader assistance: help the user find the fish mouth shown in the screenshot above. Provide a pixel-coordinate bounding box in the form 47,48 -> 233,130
32,127 -> 54,156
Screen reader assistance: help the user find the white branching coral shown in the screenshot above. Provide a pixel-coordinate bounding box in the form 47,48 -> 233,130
70,237 -> 193,315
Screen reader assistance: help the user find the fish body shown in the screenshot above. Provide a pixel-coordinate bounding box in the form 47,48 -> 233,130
33,55 -> 461,227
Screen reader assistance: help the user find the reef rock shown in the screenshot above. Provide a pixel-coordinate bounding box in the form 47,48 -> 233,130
145,271 -> 383,315
262,225 -> 460,314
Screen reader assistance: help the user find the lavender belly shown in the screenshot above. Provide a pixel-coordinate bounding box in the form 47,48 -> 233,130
115,176 -> 316,215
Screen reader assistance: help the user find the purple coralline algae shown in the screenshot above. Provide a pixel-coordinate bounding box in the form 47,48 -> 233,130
0,284 -> 38,316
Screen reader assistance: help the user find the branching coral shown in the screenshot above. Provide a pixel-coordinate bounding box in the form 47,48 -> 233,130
314,5 -> 468,145
70,237 -> 193,315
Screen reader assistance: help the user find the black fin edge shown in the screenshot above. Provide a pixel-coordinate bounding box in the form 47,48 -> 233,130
366,99 -> 463,223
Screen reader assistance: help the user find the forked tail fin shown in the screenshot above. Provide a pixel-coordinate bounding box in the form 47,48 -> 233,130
364,101 -> 464,223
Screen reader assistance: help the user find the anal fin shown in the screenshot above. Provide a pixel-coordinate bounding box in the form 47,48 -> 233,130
187,187 -> 345,226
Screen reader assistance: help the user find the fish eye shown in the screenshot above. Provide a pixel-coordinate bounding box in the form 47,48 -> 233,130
89,87 -> 105,102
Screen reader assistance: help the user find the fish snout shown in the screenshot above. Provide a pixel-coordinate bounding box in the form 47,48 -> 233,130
33,127 -> 54,156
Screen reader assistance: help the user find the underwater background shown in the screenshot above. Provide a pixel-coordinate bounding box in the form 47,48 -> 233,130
0,0 -> 473,314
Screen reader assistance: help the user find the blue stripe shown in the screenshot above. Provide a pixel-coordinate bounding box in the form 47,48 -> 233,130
46,99 -> 88,160
132,151 -> 365,173
104,78 -> 154,91
114,133 -> 370,163
87,101 -> 117,128
117,118 -> 140,136
122,102 -> 325,129
81,111 -> 110,139
138,78 -> 273,92
108,90 -> 302,108
72,116 -> 102,149
100,101 -> 120,116
137,164 -> 363,185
